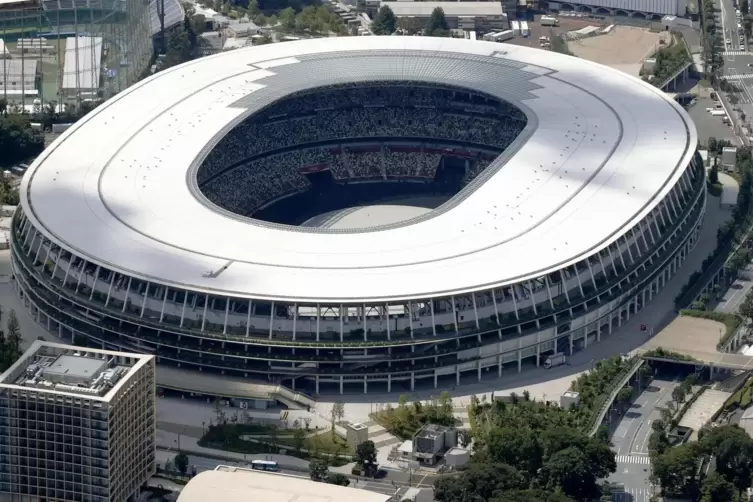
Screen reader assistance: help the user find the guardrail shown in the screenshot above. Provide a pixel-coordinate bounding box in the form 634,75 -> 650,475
658,61 -> 693,91
585,358 -> 645,437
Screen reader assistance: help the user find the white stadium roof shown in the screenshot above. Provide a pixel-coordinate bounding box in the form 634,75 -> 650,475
177,468 -> 389,502
21,37 -> 696,303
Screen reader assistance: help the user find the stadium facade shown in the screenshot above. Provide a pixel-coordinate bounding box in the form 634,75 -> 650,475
0,0 -> 152,110
11,37 -> 704,397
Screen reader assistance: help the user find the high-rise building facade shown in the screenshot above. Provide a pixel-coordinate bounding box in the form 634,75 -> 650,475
0,341 -> 156,502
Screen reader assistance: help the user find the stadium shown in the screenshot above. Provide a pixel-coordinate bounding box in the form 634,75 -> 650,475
11,37 -> 704,398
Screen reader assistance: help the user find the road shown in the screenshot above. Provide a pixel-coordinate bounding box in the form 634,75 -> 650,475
717,0 -> 753,132
155,449 -> 431,499
608,378 -> 681,502
715,263 -> 753,313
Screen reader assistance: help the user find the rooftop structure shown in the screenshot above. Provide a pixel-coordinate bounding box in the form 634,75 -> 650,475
0,341 -> 157,502
11,37 -> 705,397
382,1 -> 505,17
177,465 -> 389,502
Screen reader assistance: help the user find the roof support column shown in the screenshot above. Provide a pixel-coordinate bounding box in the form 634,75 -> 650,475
407,302 -> 414,338
544,276 -> 555,310
33,236 -> 45,264
509,287 -> 520,325
656,204 -> 669,229
140,282 -> 150,318
23,227 -> 36,255
558,270 -> 571,305
471,294 -> 480,330
222,297 -> 230,334
269,302 -> 275,339
644,220 -> 657,246
74,259 -> 87,293
316,303 -> 321,342
104,272 -> 116,308
50,246 -> 62,280
89,265 -> 101,301
621,235 -> 635,265
293,303 -> 298,341
61,257 -> 73,290
430,301 -> 436,336
179,291 -> 188,327
386,303 -> 390,341
451,297 -> 459,333
573,265 -> 585,297
668,190 -> 681,219
42,242 -> 53,274
246,300 -> 252,337
201,294 -> 209,331
121,277 -> 132,313
490,289 -> 500,325
527,282 -> 538,315
339,304 -> 343,342
159,287 -> 168,322
363,304 -> 367,341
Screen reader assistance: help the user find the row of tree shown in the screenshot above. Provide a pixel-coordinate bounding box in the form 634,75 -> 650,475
372,5 -> 451,37
700,0 -> 724,83
650,424 -> 753,501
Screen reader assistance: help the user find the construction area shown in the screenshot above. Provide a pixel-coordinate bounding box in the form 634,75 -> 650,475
567,25 -> 670,76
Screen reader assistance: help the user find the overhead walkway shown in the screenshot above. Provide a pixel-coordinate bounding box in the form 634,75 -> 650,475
156,366 -> 314,409
632,316 -> 753,371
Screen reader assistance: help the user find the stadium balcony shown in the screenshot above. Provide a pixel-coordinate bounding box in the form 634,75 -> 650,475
11,155 -> 705,391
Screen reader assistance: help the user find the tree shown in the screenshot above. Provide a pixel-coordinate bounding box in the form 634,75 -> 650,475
371,4 -> 396,35
651,442 -> 701,497
434,463 -> 526,502
397,16 -> 424,35
327,472 -> 350,486
672,386 -> 687,404
458,429 -> 472,448
0,114 -> 45,168
292,427 -> 306,453
700,425 -> 753,494
487,427 -> 543,474
492,490 -> 576,502
616,387 -> 633,406
355,440 -> 378,474
424,7 -> 450,37
174,452 -> 189,476
309,458 -> 329,481
332,402 -> 345,423
700,472 -> 738,502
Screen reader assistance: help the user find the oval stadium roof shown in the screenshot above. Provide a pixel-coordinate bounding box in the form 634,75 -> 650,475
21,37 -> 696,303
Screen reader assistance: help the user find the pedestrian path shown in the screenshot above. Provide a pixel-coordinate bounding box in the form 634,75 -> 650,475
612,487 -> 653,502
721,73 -> 753,80
615,454 -> 651,465
723,50 -> 749,55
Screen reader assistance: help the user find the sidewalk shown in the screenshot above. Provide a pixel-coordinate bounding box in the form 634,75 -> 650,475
157,429 -> 310,471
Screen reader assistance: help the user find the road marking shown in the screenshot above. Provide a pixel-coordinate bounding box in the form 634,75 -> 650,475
723,50 -> 749,55
616,454 -> 652,465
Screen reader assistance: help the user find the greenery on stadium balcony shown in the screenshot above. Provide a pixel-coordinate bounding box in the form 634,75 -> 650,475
676,145 -> 753,308
640,33 -> 691,88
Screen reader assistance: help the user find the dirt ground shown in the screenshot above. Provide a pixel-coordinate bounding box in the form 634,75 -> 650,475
504,17 -> 669,77
568,26 -> 670,76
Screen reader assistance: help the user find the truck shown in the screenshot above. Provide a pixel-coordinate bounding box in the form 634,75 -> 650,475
511,20 -> 520,36
544,353 -> 566,369
710,109 -> 727,117
520,21 -> 530,37
486,30 -> 514,42
540,15 -> 559,26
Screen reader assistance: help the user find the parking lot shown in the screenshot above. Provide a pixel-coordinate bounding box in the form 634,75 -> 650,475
687,91 -> 740,145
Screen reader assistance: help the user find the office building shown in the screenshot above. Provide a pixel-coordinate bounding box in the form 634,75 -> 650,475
0,341 -> 156,502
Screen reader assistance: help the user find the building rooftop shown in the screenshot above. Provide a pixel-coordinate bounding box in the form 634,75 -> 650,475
176,466 -> 389,502
415,423 -> 452,439
21,37 -> 696,303
0,341 -> 154,402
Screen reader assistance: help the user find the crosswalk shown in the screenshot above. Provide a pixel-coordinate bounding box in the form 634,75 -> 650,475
615,454 -> 651,465
612,487 -> 653,502
721,73 -> 753,80
723,50 -> 749,55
